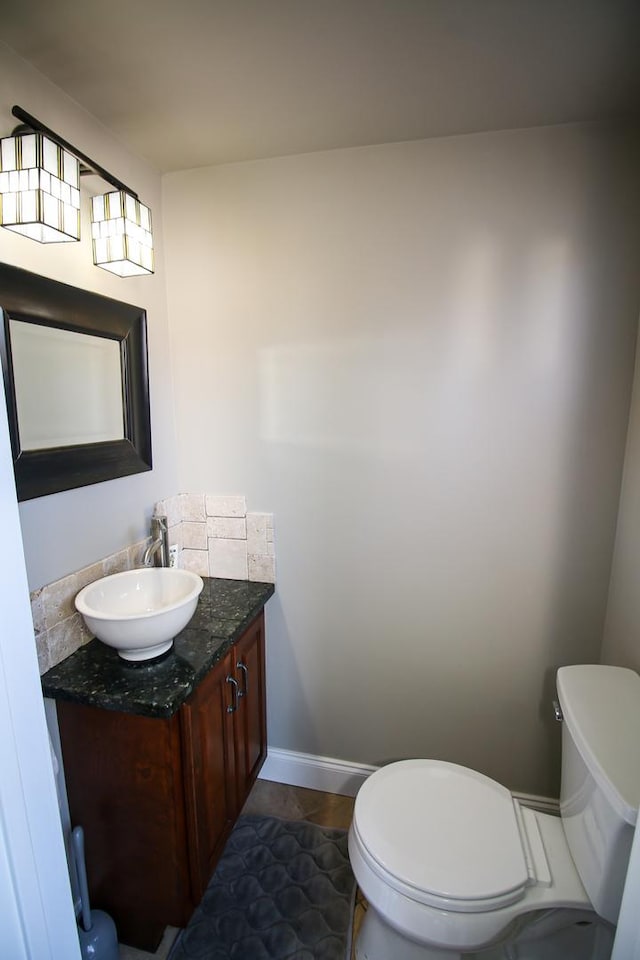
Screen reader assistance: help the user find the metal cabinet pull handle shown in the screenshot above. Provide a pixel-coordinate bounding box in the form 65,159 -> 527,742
236,661 -> 248,698
226,676 -> 239,713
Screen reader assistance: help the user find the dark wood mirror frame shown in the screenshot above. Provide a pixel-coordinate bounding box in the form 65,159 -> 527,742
0,262 -> 152,501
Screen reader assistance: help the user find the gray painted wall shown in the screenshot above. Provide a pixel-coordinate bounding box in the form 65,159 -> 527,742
0,43 -> 178,590
602,333 -> 640,670
163,123 -> 640,797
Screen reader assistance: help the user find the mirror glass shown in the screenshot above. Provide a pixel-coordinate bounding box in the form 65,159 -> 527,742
10,319 -> 124,450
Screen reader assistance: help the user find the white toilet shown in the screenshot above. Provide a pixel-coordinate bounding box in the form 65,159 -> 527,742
348,664 -> 640,959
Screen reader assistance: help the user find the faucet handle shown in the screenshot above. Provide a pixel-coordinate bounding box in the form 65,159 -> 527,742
151,514 -> 168,536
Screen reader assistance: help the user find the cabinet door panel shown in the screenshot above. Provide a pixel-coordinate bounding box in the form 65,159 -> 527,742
181,653 -> 237,901
234,613 -> 267,804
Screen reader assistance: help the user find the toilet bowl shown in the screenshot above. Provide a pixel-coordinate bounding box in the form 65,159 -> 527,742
348,665 -> 640,960
348,759 -> 592,958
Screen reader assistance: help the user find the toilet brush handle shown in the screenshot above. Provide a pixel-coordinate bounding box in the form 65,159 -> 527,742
72,826 -> 93,932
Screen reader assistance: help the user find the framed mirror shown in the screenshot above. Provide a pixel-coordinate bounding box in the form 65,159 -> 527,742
0,262 -> 152,500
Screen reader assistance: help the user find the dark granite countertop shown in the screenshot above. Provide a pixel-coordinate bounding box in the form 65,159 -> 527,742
41,577 -> 274,719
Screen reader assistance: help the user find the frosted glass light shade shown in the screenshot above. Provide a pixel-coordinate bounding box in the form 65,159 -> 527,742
91,190 -> 154,276
0,133 -> 80,242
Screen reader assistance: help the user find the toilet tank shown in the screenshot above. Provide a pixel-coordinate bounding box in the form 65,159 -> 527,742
557,664 -> 640,925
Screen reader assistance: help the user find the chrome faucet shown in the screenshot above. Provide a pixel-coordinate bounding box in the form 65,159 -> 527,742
142,515 -> 169,567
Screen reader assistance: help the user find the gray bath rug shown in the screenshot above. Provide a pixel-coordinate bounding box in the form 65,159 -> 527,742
169,815 -> 356,960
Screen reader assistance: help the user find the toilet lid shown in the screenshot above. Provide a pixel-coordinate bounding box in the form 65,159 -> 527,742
353,759 -> 531,911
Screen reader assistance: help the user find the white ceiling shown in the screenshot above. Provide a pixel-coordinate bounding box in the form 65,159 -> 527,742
2,0 -> 639,173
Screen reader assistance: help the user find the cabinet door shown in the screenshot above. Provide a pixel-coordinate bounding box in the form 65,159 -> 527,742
180,652 -> 238,901
233,612 -> 267,806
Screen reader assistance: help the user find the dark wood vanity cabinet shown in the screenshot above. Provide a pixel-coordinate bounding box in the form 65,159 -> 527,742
56,612 -> 267,951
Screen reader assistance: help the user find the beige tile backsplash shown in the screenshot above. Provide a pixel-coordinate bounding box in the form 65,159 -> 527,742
155,493 -> 275,587
33,492 -> 275,675
205,495 -> 246,518
182,521 -> 208,550
209,537 -> 248,579
32,538 -> 149,676
207,516 -> 247,540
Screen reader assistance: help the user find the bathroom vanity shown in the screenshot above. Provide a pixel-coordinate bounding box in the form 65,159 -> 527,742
42,576 -> 274,951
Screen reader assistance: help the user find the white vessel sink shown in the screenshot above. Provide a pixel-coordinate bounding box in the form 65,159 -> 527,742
75,568 -> 204,661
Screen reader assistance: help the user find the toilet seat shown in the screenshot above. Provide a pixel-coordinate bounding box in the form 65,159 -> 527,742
353,759 -> 535,912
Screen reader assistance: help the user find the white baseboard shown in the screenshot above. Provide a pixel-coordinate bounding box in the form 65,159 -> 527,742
260,748 -> 377,797
259,747 -> 559,814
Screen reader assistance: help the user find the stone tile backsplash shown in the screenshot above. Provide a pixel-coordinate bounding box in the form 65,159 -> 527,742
155,493 -> 275,585
33,493 -> 275,675
32,539 -> 149,676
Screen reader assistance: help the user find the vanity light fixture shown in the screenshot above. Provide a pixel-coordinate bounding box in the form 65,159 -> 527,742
0,131 -> 80,242
0,106 -> 154,276
91,190 -> 154,277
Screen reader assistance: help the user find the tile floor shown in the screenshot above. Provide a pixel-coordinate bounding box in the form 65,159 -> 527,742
118,779 -> 363,959
242,777 -> 355,829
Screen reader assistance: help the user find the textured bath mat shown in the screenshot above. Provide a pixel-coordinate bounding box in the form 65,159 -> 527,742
169,815 -> 356,960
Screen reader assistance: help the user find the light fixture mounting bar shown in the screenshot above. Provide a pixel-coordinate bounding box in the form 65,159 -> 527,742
11,105 -> 138,199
